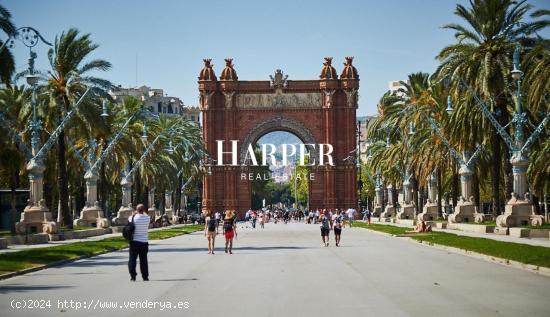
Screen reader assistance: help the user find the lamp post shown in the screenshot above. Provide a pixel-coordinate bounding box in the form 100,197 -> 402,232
356,121 -> 363,211
3,27 -> 91,234
112,123 -> 178,225
74,103 -> 154,228
419,109 -> 484,223
457,44 -> 549,228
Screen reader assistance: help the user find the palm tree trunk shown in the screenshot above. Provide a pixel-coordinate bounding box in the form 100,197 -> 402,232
452,161 -> 458,206
490,128 -> 501,218
175,174 -> 183,216
412,176 -> 418,212
391,181 -> 398,208
99,143 -> 108,212
57,129 -> 72,228
133,172 -> 141,207
9,171 -> 17,233
437,167 -> 442,218
473,172 -> 480,211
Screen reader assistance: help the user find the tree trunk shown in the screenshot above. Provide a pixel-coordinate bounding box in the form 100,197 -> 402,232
490,128 -> 501,218
99,143 -> 108,213
133,172 -> 141,207
452,160 -> 458,206
412,176 -> 418,213
57,98 -> 72,228
418,186 -> 425,211
10,172 -> 17,233
391,181 -> 398,208
473,172 -> 480,211
175,174 -> 183,216
437,167 -> 442,218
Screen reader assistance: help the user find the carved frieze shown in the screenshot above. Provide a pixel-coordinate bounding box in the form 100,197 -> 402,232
236,92 -> 322,109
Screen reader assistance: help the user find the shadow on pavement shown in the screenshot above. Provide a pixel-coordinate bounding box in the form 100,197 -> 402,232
151,278 -> 199,282
151,246 -> 310,253
0,284 -> 73,294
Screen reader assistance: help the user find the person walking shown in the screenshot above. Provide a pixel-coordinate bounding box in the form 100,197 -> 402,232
320,212 -> 330,247
346,208 -> 356,227
366,208 -> 371,224
204,210 -> 218,254
332,209 -> 343,246
128,204 -> 150,281
223,210 -> 237,254
259,211 -> 265,229
215,211 -> 221,229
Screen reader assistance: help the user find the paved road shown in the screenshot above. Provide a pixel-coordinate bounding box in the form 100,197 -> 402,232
1,222 -> 549,317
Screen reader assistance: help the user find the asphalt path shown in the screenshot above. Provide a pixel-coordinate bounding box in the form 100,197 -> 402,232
1,221 -> 548,317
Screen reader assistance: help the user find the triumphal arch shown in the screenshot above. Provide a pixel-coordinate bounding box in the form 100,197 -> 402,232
198,57 -> 359,216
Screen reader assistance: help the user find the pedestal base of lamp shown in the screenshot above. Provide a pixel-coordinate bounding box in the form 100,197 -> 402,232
396,204 -> 415,220
496,196 -> 544,228
380,205 -> 395,218
448,200 -> 485,223
372,205 -> 383,217
417,203 -> 438,221
112,205 -> 134,226
16,205 -> 58,234
74,204 -> 109,228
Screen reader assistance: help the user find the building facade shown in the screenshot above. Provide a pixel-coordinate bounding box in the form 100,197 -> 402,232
108,85 -> 200,125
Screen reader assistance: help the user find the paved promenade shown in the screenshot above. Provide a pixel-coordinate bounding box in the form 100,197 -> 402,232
1,222 -> 549,317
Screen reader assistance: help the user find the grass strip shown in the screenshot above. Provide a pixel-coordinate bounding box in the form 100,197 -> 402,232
0,224 -> 202,276
356,222 -> 550,268
353,222 -> 410,235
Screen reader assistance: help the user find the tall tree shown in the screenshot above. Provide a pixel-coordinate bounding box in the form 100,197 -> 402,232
435,0 -> 548,216
0,4 -> 16,84
45,28 -> 111,227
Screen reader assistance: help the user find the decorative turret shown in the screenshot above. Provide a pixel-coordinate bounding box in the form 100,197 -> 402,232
340,56 -> 358,79
220,58 -> 238,81
319,57 -> 339,91
198,59 -> 216,81
319,57 -> 337,80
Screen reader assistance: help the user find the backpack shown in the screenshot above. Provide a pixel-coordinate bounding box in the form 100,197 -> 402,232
321,218 -> 329,230
207,217 -> 216,232
334,215 -> 342,228
224,219 -> 234,231
122,215 -> 136,240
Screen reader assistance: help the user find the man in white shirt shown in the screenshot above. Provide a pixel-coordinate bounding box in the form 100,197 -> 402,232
128,204 -> 150,281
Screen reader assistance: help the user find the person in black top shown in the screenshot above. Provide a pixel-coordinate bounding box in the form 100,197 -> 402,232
223,210 -> 237,254
204,210 -> 218,254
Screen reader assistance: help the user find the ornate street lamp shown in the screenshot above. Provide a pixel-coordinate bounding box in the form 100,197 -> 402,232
456,43 -> 549,228
101,99 -> 109,117
445,95 -> 454,114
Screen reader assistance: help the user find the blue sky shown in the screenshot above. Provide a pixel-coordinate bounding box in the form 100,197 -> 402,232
4,0 -> 549,116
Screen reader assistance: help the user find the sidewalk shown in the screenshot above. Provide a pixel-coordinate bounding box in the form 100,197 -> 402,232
0,224 -> 193,254
368,219 -> 550,248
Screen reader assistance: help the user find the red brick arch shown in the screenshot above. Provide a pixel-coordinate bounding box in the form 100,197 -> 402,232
198,58 -> 358,217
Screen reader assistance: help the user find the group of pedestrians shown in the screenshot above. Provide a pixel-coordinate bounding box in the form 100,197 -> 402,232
124,204 -> 365,281
204,210 -> 237,254
319,209 -> 346,247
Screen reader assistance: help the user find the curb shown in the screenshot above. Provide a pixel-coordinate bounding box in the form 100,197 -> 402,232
0,227 -> 201,281
360,226 -> 550,278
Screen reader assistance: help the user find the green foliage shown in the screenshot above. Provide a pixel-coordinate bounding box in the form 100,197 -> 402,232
290,156 -> 309,207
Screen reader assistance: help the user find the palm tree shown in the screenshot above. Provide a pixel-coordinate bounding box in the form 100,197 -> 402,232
44,28 -> 111,228
0,85 -> 29,232
435,0 -> 548,217
0,4 -> 16,84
